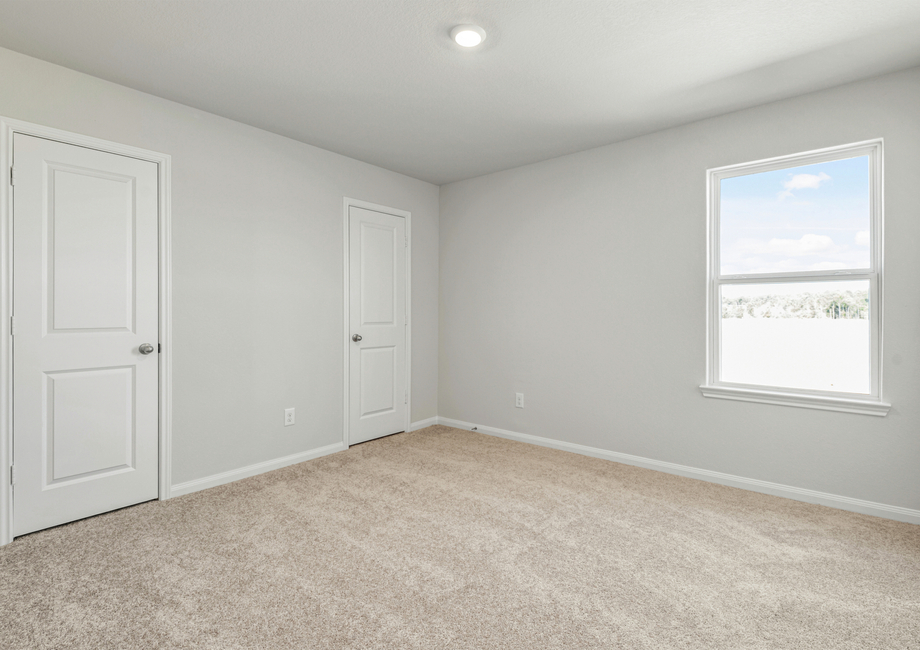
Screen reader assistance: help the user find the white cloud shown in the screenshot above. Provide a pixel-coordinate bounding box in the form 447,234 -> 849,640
855,230 -> 870,246
809,261 -> 849,271
778,172 -> 830,199
784,172 -> 831,191
722,279 -> 867,298
735,260 -> 801,274
764,234 -> 838,256
722,234 -> 869,274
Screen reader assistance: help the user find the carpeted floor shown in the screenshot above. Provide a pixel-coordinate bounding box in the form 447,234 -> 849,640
0,425 -> 918,649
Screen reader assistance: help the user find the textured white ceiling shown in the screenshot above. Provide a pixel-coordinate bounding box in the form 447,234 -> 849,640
1,0 -> 919,184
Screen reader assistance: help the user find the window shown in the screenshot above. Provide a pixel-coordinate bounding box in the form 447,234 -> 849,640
701,140 -> 889,416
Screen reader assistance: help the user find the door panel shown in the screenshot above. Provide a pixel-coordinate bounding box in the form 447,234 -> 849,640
360,223 -> 396,325
49,166 -> 135,332
46,367 -> 134,483
360,346 -> 396,416
348,206 -> 407,444
13,134 -> 159,536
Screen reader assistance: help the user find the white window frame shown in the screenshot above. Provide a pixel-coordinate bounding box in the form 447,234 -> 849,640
700,139 -> 890,416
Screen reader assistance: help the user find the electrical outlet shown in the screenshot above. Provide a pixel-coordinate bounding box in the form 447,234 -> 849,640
284,408 -> 295,426
515,393 -> 524,408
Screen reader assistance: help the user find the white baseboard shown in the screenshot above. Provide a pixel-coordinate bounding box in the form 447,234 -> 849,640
169,442 -> 346,498
437,417 -> 920,526
408,416 -> 439,432
171,418 -> 438,500
167,416 -> 919,526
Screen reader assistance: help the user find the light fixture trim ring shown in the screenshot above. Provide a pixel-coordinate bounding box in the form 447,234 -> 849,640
451,24 -> 487,47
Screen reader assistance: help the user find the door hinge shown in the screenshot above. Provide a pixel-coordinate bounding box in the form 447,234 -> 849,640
9,166 -> 15,186
158,343 -> 161,353
405,390 -> 408,404
9,316 -> 14,336
9,465 -> 14,486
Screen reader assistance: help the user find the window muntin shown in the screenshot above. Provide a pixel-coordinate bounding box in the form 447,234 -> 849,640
706,140 -> 883,408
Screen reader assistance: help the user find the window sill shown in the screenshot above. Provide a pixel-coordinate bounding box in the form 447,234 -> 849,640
699,384 -> 890,417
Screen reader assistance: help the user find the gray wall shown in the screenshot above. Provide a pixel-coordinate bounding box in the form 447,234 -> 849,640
4,43 -> 917,513
0,47 -> 440,485
439,66 -> 920,512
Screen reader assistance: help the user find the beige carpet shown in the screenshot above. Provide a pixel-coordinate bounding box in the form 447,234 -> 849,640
0,425 -> 917,649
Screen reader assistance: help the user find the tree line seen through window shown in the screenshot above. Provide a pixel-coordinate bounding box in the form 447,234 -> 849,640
722,288 -> 868,320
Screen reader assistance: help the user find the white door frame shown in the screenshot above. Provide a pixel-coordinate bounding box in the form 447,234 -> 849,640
342,198 -> 411,447
0,118 -> 173,546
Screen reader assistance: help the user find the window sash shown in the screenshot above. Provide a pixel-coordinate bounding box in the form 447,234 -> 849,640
711,274 -> 879,399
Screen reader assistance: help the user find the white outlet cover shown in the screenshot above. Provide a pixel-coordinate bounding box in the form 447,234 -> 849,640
515,393 -> 524,408
284,407 -> 295,426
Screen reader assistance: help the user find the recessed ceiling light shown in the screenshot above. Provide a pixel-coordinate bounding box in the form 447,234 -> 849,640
451,25 -> 486,48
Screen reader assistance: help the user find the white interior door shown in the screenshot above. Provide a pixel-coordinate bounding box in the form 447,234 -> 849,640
12,134 -> 159,537
348,206 -> 407,445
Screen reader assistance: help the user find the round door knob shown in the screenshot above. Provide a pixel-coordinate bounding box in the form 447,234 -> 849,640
139,343 -> 156,355
352,334 -> 362,342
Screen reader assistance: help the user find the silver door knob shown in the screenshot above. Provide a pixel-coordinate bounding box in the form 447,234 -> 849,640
139,343 -> 155,355
352,334 -> 362,342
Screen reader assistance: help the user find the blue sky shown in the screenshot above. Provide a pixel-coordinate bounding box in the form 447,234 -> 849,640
720,156 -> 870,275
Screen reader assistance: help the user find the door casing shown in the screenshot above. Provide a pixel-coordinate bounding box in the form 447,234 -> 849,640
342,198 -> 411,446
0,118 -> 173,546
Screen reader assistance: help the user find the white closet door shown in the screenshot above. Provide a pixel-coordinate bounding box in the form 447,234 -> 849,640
13,134 -> 159,536
348,206 -> 407,445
